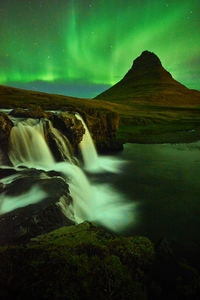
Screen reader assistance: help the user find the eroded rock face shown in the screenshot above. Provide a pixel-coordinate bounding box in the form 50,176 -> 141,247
83,111 -> 123,153
0,112 -> 13,153
50,112 -> 85,152
7,107 -> 122,154
0,168 -> 74,245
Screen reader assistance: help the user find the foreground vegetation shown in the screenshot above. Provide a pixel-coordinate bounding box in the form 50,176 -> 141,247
0,222 -> 199,300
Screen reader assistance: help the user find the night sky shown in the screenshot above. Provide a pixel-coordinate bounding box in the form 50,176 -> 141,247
0,0 -> 200,98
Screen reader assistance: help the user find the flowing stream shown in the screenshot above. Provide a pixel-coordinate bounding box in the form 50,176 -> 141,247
0,116 -> 134,232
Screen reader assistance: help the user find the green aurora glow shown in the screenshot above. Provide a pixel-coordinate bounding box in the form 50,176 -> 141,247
0,0 -> 200,96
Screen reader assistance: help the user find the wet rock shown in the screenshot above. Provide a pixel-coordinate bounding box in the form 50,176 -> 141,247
82,111 -> 123,153
0,168 -> 18,179
8,107 -> 122,154
0,112 -> 13,153
0,169 -> 74,245
50,112 -> 85,152
44,120 -> 74,162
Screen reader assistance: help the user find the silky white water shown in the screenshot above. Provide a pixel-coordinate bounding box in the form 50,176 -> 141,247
0,186 -> 47,215
9,119 -> 55,169
2,115 -> 134,232
76,113 -> 125,173
54,162 -> 134,231
75,114 -> 99,171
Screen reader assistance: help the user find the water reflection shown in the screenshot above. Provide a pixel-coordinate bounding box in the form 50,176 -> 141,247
113,142 -> 200,262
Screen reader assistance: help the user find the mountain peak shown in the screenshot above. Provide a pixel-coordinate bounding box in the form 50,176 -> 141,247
123,50 -> 168,81
94,51 -> 200,105
133,50 -> 162,69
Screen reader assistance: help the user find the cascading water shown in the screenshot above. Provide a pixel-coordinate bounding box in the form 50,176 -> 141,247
76,113 -> 125,173
9,119 -> 55,169
1,114 -> 134,232
47,121 -> 73,162
75,113 -> 99,171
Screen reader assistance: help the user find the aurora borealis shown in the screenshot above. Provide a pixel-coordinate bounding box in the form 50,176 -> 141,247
0,0 -> 200,98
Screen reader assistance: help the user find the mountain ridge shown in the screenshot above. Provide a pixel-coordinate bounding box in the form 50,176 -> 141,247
95,51 -> 200,106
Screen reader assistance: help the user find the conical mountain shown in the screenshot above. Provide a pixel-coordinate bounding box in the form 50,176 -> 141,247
95,51 -> 200,106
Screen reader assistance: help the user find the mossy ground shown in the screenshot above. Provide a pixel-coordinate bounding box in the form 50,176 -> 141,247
0,222 -> 154,300
0,222 -> 199,300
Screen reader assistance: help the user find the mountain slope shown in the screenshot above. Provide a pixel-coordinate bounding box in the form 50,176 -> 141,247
95,51 -> 200,106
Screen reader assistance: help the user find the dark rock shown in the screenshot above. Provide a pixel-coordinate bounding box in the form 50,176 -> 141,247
148,237 -> 200,299
82,111 -> 123,153
0,112 -> 13,153
0,168 -> 18,179
44,120 -> 74,162
10,106 -> 53,119
0,169 -> 74,245
50,112 -> 85,152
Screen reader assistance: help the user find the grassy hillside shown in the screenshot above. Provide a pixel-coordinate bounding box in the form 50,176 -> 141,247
1,84 -> 200,144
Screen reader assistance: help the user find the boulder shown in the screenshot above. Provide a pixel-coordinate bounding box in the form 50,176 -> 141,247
50,112 -> 85,152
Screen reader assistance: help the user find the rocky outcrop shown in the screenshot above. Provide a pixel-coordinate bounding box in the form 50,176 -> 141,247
81,110 -> 123,152
0,168 -> 74,245
9,106 -> 53,119
1,107 -> 122,161
0,112 -> 13,164
50,111 -> 85,153
0,112 -> 13,153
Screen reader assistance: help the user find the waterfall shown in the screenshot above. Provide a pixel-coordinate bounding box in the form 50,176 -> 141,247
75,114 -> 100,171
2,114 -> 134,232
76,113 -> 125,173
8,118 -> 74,168
52,161 -> 134,231
47,121 -> 74,163
9,119 -> 55,169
